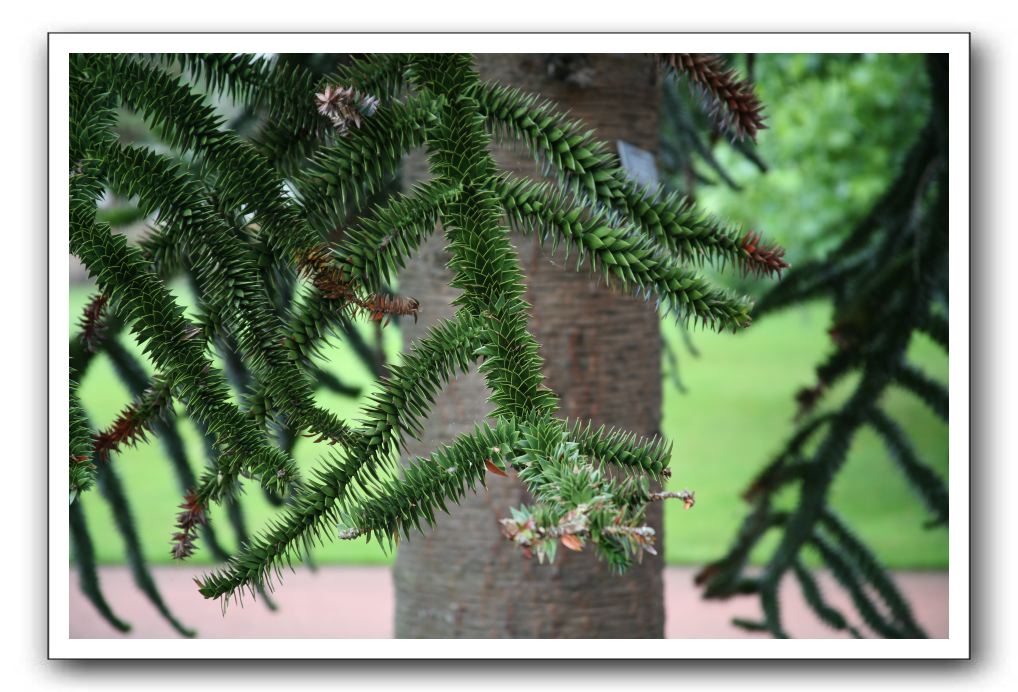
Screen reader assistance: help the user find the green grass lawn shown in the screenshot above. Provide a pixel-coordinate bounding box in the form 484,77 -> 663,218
660,308 -> 948,569
70,285 -> 948,569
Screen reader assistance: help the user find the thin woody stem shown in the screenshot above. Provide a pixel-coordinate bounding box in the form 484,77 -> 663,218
647,489 -> 696,509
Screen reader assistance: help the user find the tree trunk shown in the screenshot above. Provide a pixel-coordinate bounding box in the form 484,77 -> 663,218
393,54 -> 664,638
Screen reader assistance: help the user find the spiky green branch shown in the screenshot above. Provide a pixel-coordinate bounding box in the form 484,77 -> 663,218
70,52 -> 785,614
475,80 -> 787,280
70,166 -> 298,504
495,174 -> 752,329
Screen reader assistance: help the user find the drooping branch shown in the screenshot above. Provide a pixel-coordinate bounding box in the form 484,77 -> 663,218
160,53 -> 410,170
657,53 -> 767,142
495,173 -> 753,330
69,498 -> 131,633
565,418 -> 672,481
343,420 -> 523,548
894,363 -> 949,423
818,509 -> 925,638
791,558 -> 863,638
95,459 -> 196,636
297,95 -> 435,233
69,379 -> 95,502
809,533 -> 911,638
158,52 -> 319,122
474,79 -> 787,280
868,407 -> 948,528
69,165 -> 299,505
194,313 -> 487,602
335,179 -> 459,293
91,53 -> 385,307
97,141 -> 356,453
411,55 -> 559,421
102,337 -> 235,564
699,54 -> 948,638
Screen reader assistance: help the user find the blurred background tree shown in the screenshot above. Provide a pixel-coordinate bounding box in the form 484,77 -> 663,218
662,54 -> 930,271
667,53 -> 948,638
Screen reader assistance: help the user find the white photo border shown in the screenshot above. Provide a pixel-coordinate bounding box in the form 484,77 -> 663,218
49,32 -> 970,659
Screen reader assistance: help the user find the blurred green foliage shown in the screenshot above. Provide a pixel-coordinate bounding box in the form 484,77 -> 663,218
656,52 -> 947,574
664,53 -> 930,269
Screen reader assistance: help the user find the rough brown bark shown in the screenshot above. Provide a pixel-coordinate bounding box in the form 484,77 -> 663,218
393,54 -> 664,638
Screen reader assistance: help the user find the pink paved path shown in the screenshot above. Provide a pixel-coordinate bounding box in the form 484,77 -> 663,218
69,566 -> 948,639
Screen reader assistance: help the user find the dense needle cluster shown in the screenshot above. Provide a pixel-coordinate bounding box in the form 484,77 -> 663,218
68,52 -> 784,623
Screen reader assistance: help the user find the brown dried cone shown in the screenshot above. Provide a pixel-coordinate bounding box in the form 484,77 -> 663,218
296,243 -> 356,300
78,293 -> 110,353
360,293 -> 421,326
92,385 -> 173,462
297,244 -> 420,324
171,491 -> 207,560
314,84 -> 380,136
740,230 -> 790,278
659,53 -> 767,142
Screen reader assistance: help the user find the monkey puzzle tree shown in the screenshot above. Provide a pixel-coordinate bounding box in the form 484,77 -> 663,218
394,53 -> 674,638
393,52 -> 771,638
68,52 -> 784,634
